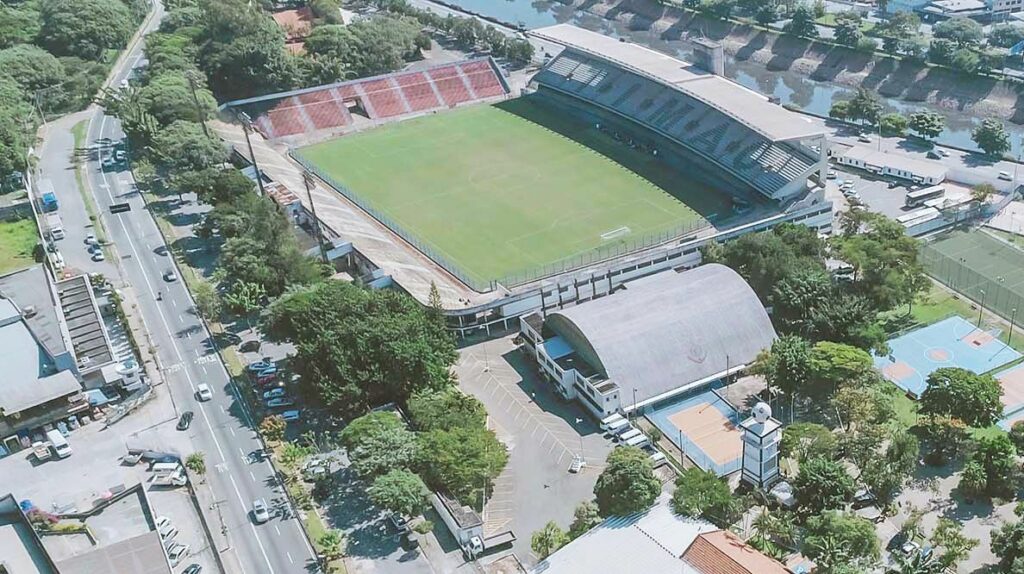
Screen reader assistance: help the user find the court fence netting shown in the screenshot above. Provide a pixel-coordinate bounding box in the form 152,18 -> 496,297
919,241 -> 1024,328
292,152 -> 711,293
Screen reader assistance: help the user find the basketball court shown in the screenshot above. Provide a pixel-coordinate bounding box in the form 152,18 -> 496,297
997,363 -> 1024,429
873,315 -> 1021,398
645,385 -> 742,476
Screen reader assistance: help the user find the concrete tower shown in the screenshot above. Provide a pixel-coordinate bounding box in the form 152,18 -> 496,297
740,402 -> 782,489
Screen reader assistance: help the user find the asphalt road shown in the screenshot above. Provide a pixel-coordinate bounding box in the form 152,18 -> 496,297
35,2 -> 319,572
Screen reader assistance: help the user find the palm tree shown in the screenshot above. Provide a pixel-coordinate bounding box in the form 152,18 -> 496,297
885,551 -> 944,574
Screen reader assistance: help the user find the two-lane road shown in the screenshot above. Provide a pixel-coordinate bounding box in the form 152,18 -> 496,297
72,8 -> 318,574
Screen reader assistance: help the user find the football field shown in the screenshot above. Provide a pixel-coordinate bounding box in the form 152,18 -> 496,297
297,97 -> 725,286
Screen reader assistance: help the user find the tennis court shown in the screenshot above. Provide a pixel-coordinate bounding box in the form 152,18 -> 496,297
645,385 -> 742,476
873,315 -> 1021,398
921,229 -> 1024,323
997,363 -> 1024,429
296,97 -> 726,288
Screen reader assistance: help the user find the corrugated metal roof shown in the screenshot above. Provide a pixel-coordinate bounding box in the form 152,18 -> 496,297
546,265 -> 776,406
530,496 -> 713,574
530,24 -> 825,142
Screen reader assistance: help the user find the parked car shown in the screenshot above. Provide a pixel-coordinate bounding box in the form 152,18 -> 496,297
857,135 -> 872,143
168,543 -> 189,565
84,233 -> 98,246
196,384 -> 213,401
303,458 -> 329,481
239,340 -> 261,353
255,373 -> 279,387
176,411 -> 194,431
91,250 -> 105,262
265,397 -> 296,409
154,516 -> 171,530
182,565 -> 202,574
281,409 -> 301,422
247,360 -> 274,373
262,388 -> 287,401
163,270 -> 177,282
252,499 -> 270,524
826,170 -> 837,179
158,525 -> 178,540
999,171 -> 1013,181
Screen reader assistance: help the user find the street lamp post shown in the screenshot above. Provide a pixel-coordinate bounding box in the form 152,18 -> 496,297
237,111 -> 266,196
303,172 -> 329,265
1011,307 -> 1019,346
632,388 -> 638,418
978,289 -> 987,327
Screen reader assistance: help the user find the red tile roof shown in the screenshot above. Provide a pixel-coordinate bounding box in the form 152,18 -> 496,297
682,531 -> 789,574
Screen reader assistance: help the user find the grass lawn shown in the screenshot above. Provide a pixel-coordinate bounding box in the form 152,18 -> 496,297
0,218 -> 39,274
298,97 -> 726,286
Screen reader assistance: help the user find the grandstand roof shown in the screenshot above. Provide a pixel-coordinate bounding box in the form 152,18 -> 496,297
544,264 -> 776,407
530,25 -> 824,142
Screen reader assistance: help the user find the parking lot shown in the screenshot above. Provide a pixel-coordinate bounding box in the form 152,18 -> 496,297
0,389 -> 218,574
828,163 -> 975,221
456,335 -> 614,567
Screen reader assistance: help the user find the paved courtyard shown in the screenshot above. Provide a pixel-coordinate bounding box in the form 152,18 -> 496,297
456,335 -> 614,567
0,389 -> 218,573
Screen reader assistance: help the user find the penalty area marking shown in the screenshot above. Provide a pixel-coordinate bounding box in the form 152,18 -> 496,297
600,226 -> 631,240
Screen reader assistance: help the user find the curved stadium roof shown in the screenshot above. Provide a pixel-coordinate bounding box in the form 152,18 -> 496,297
545,264 -> 776,406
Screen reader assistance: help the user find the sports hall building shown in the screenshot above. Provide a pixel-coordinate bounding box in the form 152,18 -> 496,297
519,264 -> 777,418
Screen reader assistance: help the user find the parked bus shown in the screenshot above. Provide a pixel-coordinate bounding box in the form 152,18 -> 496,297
905,185 -> 945,208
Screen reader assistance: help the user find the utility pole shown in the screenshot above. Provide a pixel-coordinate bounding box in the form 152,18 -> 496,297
185,71 -> 210,138
238,111 -> 266,196
303,172 -> 329,265
1011,307 -> 1019,346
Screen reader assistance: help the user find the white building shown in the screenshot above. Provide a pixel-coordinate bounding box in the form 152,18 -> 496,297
837,146 -> 947,185
519,265 -> 776,419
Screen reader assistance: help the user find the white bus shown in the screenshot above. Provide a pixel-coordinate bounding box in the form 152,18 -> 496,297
905,185 -> 945,208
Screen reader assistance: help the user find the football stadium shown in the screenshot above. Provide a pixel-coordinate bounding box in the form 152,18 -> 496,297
221,24 -> 832,330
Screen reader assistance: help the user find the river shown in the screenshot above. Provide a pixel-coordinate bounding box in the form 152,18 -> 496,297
442,0 -> 1024,156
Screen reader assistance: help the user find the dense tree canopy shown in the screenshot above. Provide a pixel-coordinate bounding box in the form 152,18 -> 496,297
973,118 -> 1011,157
794,457 -> 854,515
780,422 -> 838,461
908,111 -> 945,140
417,425 -> 507,504
368,469 -> 430,517
803,511 -> 880,573
0,44 -> 64,92
933,17 -> 983,46
137,72 -> 216,125
0,3 -> 41,49
149,119 -> 227,171
407,388 -> 486,432
670,468 -> 736,527
174,167 -> 253,205
38,0 -> 133,60
340,412 -> 418,478
919,367 -> 1002,427
263,281 -> 456,413
832,212 -> 928,312
594,447 -> 661,517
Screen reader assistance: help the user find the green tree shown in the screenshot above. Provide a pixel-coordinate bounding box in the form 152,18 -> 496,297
39,0 -> 133,60
885,551 -> 944,574
919,367 -> 1002,427
992,519 -> 1024,572
137,72 -> 216,126
928,37 -> 957,65
934,16 -> 983,46
834,13 -> 863,47
803,511 -> 881,573
185,451 -> 206,475
1011,421 -> 1024,452
793,457 -> 854,515
568,501 -> 601,539
753,335 -> 812,398
260,414 -> 286,443
973,118 -> 1011,156
318,529 -> 346,560
348,424 -> 418,478
930,518 -> 978,570
531,521 -> 569,560
908,111 -> 945,140
150,120 -> 227,171
951,48 -> 980,74
175,168 -> 254,205
670,468 -> 736,527
345,15 -> 425,76
418,426 -> 508,504
847,89 -> 883,126
784,4 -> 818,38
263,281 -> 456,412
223,280 -> 265,330
0,3 -> 42,49
807,341 -> 875,396
755,3 -> 777,25
780,422 -> 837,461
192,279 -> 222,320
368,469 -> 430,517
990,23 -> 1024,48
877,11 -> 920,55
407,387 -> 486,431
340,411 -> 405,450
594,446 -> 661,517
879,113 -> 908,136
861,429 -> 919,505
919,415 -> 969,466
969,434 -> 1019,497
829,100 -> 850,122
0,44 -> 64,92
972,182 -> 997,205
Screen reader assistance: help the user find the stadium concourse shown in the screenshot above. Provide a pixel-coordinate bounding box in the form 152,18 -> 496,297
217,25 -> 833,338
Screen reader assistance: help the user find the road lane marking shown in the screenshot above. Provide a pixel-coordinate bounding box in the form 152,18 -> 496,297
286,551 -> 293,564
229,427 -> 236,437
250,471 -> 256,482
274,525 -> 281,536
227,474 -> 276,574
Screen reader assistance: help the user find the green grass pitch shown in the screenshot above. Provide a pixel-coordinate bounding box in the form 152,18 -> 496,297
297,97 -> 728,285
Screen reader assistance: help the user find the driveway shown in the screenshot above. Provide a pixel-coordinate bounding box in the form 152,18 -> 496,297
456,335 -> 613,567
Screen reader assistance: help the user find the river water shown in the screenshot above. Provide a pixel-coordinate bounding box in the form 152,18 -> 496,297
445,0 -> 1024,156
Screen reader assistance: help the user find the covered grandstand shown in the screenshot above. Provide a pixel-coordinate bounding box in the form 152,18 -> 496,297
220,57 -> 510,141
530,25 -> 827,201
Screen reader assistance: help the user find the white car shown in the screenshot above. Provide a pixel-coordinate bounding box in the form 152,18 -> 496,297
265,397 -> 295,409
252,499 -> 270,524
163,270 -> 178,282
154,515 -> 171,530
84,233 -> 98,246
262,388 -> 287,400
281,409 -> 301,422
91,250 -> 105,262
999,171 -> 1013,181
857,135 -> 872,144
168,543 -> 190,565
196,384 -> 213,401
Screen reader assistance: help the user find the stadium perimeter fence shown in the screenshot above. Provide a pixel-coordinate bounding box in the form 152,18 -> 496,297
293,152 -> 712,292
920,242 -> 1024,326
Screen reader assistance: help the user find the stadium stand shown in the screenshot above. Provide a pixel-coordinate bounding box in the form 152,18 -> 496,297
223,57 -> 510,141
530,25 -> 825,201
